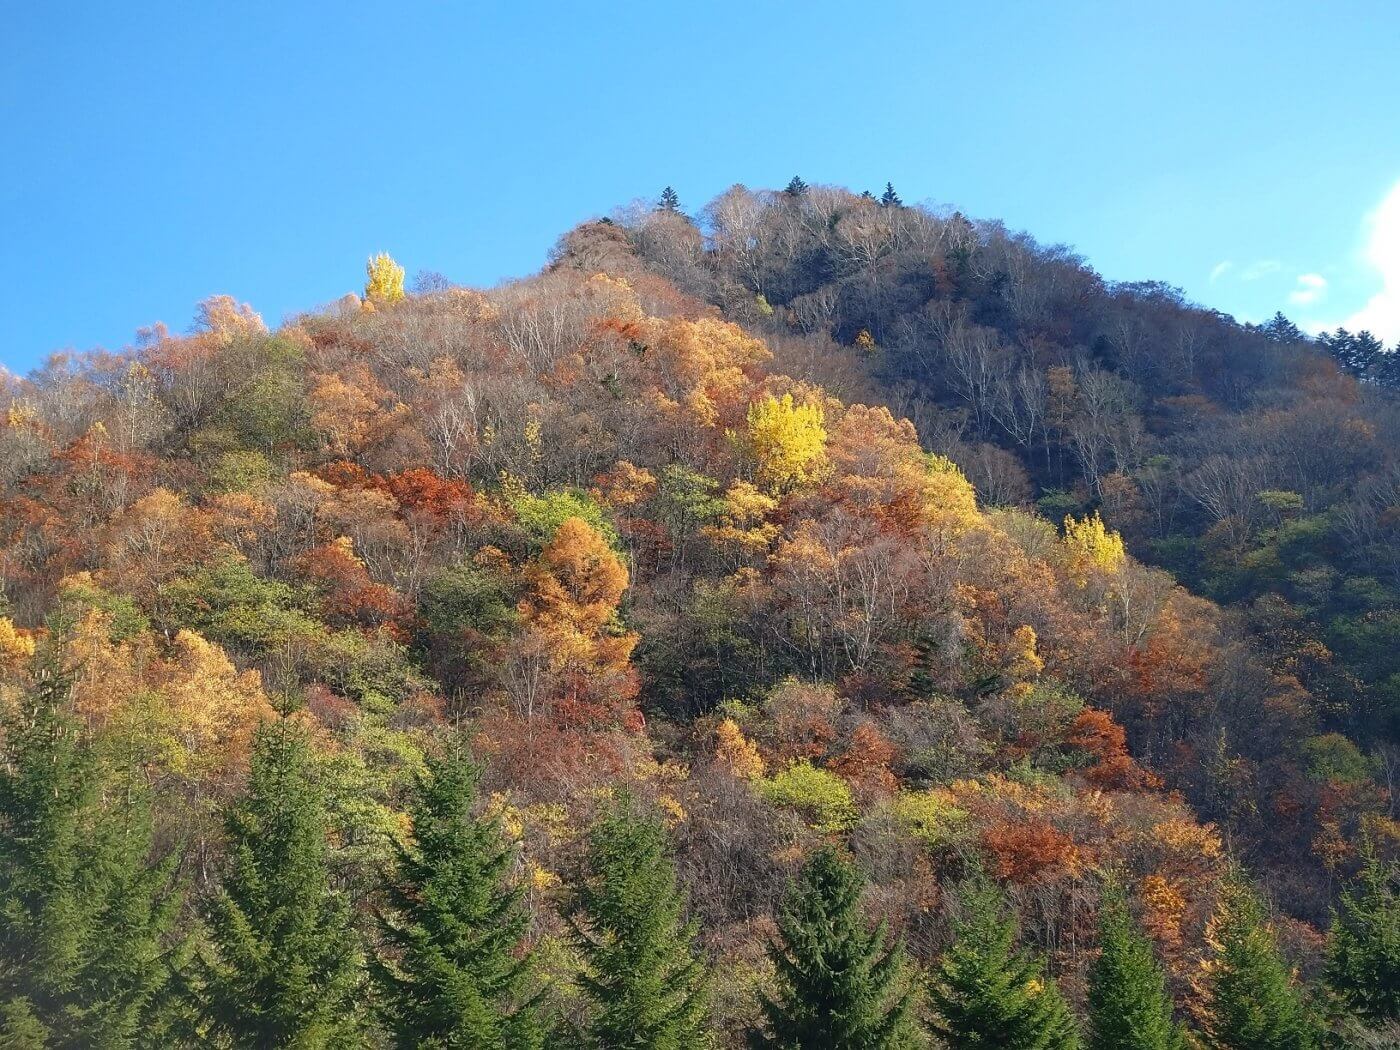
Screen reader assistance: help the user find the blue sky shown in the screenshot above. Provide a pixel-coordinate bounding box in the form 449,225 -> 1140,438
5,1 -> 1400,374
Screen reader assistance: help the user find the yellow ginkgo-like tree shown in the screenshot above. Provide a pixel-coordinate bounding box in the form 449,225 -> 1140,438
740,392 -> 828,493
363,252 -> 405,307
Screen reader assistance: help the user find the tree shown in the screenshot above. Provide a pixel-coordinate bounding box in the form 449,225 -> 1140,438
194,716 -> 364,1047
784,176 -> 809,198
1086,884 -> 1183,1050
364,252 -> 406,306
0,660 -> 181,1047
752,844 -> 917,1049
658,186 -> 682,214
739,393 -> 828,493
372,745 -> 546,1049
880,182 -> 902,208
569,797 -> 709,1049
1325,844 -> 1399,1025
927,881 -> 1080,1050
1203,879 -> 1318,1050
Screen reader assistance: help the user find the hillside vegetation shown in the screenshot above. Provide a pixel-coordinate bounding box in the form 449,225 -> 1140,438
0,184 -> 1395,1046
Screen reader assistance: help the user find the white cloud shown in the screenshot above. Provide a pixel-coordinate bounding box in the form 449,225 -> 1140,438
1241,259 -> 1282,281
1210,260 -> 1233,282
1337,180 -> 1400,344
1288,272 -> 1328,306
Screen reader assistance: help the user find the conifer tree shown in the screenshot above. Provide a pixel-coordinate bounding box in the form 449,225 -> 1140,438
569,795 -> 709,1049
372,745 -> 546,1049
658,186 -> 682,213
927,881 -> 1080,1050
752,843 -> 917,1049
1086,884 -> 1183,1050
1324,844 -> 1399,1026
1203,879 -> 1318,1050
0,660 -> 181,1048
194,715 -> 364,1048
784,176 -> 809,198
880,182 -> 902,207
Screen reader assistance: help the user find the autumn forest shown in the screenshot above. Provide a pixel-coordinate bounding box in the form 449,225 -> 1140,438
1,182 -> 1398,1048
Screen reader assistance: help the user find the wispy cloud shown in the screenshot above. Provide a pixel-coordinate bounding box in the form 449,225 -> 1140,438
1240,259 -> 1282,281
1336,180 -> 1400,344
1209,260 -> 1233,282
1288,272 -> 1328,306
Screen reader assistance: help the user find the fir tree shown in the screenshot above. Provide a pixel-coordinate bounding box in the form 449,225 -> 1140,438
1324,843 -> 1399,1025
0,660 -> 181,1048
880,182 -> 902,208
372,745 -> 546,1049
752,843 -> 917,1049
194,715 -> 364,1048
927,881 -> 1080,1050
784,176 -> 809,198
1203,879 -> 1319,1050
569,796 -> 709,1049
658,186 -> 682,213
1086,884 -> 1183,1050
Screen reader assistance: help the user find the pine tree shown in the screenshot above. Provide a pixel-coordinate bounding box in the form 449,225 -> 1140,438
1324,844 -> 1399,1025
880,182 -> 902,208
194,715 -> 364,1047
569,796 -> 709,1049
0,660 -> 181,1048
752,843 -> 917,1049
1203,879 -> 1319,1050
784,176 -> 809,198
372,745 -> 546,1048
927,881 -> 1080,1050
658,186 -> 682,213
1086,884 -> 1183,1050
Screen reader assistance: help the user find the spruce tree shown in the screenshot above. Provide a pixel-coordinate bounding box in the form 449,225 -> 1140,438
372,745 -> 546,1048
658,186 -> 682,213
195,715 -> 364,1048
0,661 -> 180,1048
927,881 -> 1079,1050
1324,844 -> 1399,1025
1203,879 -> 1318,1050
1086,884 -> 1183,1050
752,843 -> 917,1049
784,176 -> 809,198
569,796 -> 709,1049
880,182 -> 902,208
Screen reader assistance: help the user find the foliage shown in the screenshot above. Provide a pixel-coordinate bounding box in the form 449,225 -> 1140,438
364,252 -> 406,306
760,761 -> 858,832
568,797 -> 710,1049
753,844 -> 918,1049
1086,883 -> 1183,1050
1325,845 -> 1400,1025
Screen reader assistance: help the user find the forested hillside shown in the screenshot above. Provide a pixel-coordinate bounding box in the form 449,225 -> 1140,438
0,188 -> 1396,1047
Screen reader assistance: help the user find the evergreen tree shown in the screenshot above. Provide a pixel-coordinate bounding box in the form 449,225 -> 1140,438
372,745 -> 546,1048
784,176 -> 809,198
0,660 -> 180,1048
1203,879 -> 1318,1050
1086,884 -> 1183,1050
1259,311 -> 1303,344
569,796 -> 709,1049
1324,844 -> 1399,1025
880,182 -> 902,208
752,843 -> 917,1049
194,716 -> 364,1048
658,186 -> 682,213
927,881 -> 1079,1050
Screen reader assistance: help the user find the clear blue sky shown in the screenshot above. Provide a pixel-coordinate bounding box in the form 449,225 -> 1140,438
5,1 -> 1400,374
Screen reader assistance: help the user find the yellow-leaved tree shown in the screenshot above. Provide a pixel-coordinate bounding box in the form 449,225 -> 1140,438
1062,511 -> 1126,580
364,252 -> 405,307
739,392 -> 828,493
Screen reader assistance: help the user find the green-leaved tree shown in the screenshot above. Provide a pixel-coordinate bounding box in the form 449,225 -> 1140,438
0,660 -> 181,1048
372,745 -> 546,1048
569,796 -> 709,1049
927,881 -> 1079,1050
194,716 -> 363,1047
1086,883 -> 1184,1050
752,843 -> 917,1049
